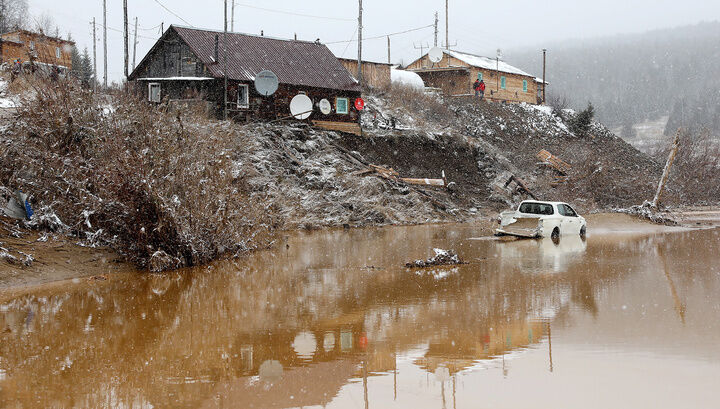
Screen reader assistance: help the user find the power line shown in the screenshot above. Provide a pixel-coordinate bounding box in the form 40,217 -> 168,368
325,24 -> 433,45
152,0 -> 192,26
233,2 -> 353,22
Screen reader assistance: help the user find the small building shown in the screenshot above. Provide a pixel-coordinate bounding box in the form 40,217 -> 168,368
0,30 -> 74,73
405,49 -> 545,104
129,25 -> 362,132
338,58 -> 392,89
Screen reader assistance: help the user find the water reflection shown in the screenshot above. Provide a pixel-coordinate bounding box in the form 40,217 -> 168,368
0,225 -> 719,408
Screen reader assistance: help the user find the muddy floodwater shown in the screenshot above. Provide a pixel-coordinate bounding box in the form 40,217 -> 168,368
1,218 -> 720,408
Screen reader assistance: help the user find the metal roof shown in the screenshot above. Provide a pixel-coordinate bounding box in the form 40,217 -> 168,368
171,25 -> 360,92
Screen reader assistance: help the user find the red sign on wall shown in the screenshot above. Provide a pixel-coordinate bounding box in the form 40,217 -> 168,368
354,98 -> 365,111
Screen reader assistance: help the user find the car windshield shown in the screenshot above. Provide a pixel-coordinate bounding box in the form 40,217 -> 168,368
518,202 -> 554,215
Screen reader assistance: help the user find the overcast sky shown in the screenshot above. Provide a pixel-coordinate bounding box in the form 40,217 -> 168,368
28,0 -> 720,82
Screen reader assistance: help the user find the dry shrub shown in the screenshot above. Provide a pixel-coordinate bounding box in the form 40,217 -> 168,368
657,129 -> 720,204
380,83 -> 453,128
0,76 -> 275,270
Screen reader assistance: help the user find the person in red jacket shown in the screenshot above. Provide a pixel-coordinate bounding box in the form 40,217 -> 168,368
479,79 -> 486,99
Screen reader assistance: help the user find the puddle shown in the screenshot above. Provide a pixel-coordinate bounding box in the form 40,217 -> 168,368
1,223 -> 719,408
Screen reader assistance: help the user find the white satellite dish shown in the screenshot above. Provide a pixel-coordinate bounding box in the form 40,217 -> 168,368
428,47 -> 443,63
254,70 -> 279,96
496,48 -> 503,59
290,94 -> 313,120
319,98 -> 332,115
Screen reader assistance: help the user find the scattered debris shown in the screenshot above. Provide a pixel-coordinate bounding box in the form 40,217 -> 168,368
358,164 -> 447,187
88,274 -> 108,281
491,171 -> 538,200
405,248 -> 466,268
148,250 -> 183,273
615,201 -> 678,225
3,190 -> 32,220
537,149 -> 572,174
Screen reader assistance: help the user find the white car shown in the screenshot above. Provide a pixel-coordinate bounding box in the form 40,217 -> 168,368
495,200 -> 587,239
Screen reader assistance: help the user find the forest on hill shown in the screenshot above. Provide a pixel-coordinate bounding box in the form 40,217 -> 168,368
509,21 -> 720,135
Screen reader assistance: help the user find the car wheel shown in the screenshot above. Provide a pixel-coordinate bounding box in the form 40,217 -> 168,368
580,225 -> 586,238
551,227 -> 560,240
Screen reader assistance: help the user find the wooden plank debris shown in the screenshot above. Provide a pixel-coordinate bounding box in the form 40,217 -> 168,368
360,164 -> 446,187
536,149 -> 571,175
313,120 -> 362,136
651,128 -> 681,208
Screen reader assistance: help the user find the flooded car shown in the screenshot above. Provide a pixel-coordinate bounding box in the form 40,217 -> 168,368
496,200 -> 587,239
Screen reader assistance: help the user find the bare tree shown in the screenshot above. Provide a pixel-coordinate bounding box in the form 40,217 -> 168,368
33,11 -> 55,35
0,0 -> 29,33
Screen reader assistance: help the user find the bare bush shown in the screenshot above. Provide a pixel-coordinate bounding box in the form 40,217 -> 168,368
657,129 -> 720,204
0,76 -> 275,270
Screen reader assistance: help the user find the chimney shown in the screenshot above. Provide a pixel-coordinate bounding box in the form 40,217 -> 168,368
214,34 -> 219,63
261,30 -> 264,36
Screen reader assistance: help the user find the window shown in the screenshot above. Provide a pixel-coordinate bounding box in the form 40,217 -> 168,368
29,41 -> 35,50
500,76 -> 506,90
519,202 -> 554,215
558,204 -> 578,217
237,84 -> 249,109
336,97 -> 349,114
55,47 -> 61,59
477,72 -> 483,81
523,80 -> 528,92
148,83 -> 161,103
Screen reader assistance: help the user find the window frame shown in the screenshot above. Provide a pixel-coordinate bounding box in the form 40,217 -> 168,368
55,46 -> 61,59
336,97 -> 349,115
500,76 -> 506,90
29,40 -> 35,50
477,72 -> 483,81
523,79 -> 528,93
237,83 -> 250,109
148,82 -> 161,103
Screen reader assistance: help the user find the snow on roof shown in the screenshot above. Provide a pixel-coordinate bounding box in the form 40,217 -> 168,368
443,49 -> 535,78
136,77 -> 215,81
391,67 -> 424,89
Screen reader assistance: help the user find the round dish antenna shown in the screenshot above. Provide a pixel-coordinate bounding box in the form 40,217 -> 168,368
428,47 -> 443,63
254,70 -> 279,96
319,98 -> 332,115
290,94 -> 313,120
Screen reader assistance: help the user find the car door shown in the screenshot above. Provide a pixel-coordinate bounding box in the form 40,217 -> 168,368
558,204 -> 577,234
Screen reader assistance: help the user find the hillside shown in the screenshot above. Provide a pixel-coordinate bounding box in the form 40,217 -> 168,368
509,21 -> 720,134
1,78 -> 669,270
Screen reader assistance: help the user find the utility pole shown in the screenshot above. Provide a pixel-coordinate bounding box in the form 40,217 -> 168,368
92,18 -> 97,92
103,0 -> 107,89
542,48 -> 547,104
357,0 -> 363,86
387,36 -> 391,64
160,22 -> 164,36
496,49 -> 500,94
434,12 -> 439,47
445,0 -> 449,50
231,1 -> 235,31
223,0 -> 228,120
123,0 -> 128,79
132,17 -> 138,71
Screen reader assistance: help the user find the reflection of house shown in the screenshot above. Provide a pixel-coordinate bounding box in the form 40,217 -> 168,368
129,25 -> 361,130
405,49 -> 545,104
338,58 -> 392,89
0,30 -> 74,72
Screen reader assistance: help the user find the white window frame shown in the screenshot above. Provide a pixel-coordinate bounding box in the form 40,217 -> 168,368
237,84 -> 249,109
148,82 -> 161,103
29,40 -> 35,50
55,47 -> 61,59
336,97 -> 349,115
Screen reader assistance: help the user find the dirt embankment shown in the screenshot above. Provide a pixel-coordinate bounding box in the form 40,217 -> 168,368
0,79 -> 706,281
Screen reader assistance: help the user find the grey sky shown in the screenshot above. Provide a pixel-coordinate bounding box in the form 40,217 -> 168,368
29,0 -> 720,82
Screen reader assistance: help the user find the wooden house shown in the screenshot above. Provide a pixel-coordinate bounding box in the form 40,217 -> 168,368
405,49 -> 545,104
0,30 -> 74,73
129,25 -> 362,132
338,58 -> 392,89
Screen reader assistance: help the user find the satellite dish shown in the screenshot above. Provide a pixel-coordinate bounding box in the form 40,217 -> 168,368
496,48 -> 503,59
428,47 -> 443,63
319,98 -> 332,115
254,70 -> 279,96
290,94 -> 313,120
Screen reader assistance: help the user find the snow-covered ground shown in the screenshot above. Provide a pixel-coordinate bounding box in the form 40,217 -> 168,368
0,78 -> 17,108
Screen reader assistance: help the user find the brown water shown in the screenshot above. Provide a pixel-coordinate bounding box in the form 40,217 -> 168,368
1,221 -> 719,409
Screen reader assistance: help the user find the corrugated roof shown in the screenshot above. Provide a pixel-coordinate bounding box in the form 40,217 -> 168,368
172,26 -> 360,92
